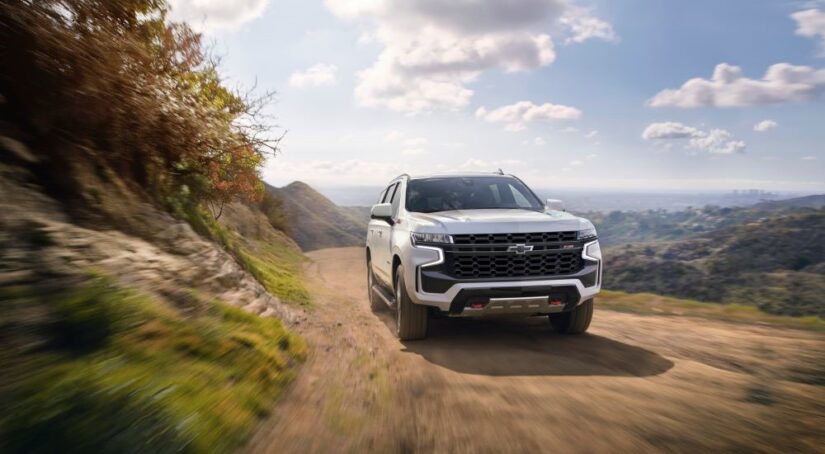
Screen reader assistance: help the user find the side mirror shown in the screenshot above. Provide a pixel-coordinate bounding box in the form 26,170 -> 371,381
370,203 -> 394,224
546,198 -> 565,212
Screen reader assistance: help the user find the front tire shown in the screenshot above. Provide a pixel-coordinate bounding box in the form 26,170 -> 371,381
549,299 -> 593,334
395,265 -> 428,340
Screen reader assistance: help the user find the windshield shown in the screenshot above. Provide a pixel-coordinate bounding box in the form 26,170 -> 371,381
406,176 -> 544,213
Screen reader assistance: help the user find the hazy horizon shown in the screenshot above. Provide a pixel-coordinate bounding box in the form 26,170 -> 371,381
303,183 -> 819,211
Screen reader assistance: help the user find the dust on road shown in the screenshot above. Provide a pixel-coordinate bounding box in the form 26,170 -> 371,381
245,247 -> 825,453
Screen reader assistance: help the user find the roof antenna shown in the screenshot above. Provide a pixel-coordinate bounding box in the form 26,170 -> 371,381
496,168 -> 504,175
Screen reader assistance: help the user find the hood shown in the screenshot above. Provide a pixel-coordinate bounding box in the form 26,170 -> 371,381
407,209 -> 591,234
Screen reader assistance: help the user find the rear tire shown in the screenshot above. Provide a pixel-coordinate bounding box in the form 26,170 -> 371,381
395,265 -> 428,340
367,254 -> 382,312
549,299 -> 593,334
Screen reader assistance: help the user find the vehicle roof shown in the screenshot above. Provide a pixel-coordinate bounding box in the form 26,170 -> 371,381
406,171 -> 514,181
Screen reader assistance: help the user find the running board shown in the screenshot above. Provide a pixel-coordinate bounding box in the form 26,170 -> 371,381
372,284 -> 396,308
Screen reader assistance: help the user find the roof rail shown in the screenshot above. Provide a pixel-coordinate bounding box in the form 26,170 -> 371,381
393,173 -> 410,181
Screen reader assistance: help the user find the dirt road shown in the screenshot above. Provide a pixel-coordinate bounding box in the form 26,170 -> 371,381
245,247 -> 825,453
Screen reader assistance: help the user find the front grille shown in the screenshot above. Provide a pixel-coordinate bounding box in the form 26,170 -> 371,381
443,231 -> 584,279
450,251 -> 582,278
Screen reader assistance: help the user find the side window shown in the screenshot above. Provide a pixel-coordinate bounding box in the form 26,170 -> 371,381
377,187 -> 388,204
389,182 -> 402,216
380,184 -> 395,203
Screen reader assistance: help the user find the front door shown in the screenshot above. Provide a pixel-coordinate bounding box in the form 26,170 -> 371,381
370,182 -> 397,286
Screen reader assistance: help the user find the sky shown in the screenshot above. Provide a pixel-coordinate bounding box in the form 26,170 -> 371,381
168,0 -> 825,192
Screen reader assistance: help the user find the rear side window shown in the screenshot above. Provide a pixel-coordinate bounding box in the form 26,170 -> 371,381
380,183 -> 396,203
389,182 -> 402,216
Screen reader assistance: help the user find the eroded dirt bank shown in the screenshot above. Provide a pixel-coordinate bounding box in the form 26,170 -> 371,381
246,247 -> 825,453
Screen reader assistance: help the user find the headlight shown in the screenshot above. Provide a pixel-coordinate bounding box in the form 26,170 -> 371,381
583,241 -> 602,261
577,227 -> 598,241
411,232 -> 453,245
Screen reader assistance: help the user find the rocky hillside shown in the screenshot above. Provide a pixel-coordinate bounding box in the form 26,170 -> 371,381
0,138 -> 308,450
266,181 -> 366,251
604,209 -> 825,317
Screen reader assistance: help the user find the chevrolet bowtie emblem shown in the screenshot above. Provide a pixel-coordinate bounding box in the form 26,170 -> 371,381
507,244 -> 533,255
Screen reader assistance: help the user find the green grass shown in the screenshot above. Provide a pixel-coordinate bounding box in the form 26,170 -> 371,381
175,202 -> 310,306
236,241 -> 310,307
0,276 -> 306,453
598,290 -> 825,332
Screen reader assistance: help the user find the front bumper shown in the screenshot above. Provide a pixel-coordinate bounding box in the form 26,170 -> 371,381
404,241 -> 602,316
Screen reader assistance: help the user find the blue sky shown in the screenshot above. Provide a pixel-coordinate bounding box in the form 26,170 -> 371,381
170,0 -> 825,191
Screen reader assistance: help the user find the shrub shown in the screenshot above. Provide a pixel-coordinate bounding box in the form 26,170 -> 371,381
0,0 -> 279,212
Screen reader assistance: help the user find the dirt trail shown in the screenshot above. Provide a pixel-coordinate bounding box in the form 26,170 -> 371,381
246,247 -> 825,453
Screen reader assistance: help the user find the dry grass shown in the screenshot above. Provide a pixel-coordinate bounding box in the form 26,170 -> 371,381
599,290 -> 825,331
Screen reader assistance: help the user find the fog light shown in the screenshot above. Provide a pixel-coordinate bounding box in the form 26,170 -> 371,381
467,297 -> 488,310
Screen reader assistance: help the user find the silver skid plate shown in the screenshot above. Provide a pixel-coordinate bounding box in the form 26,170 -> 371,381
461,295 -> 566,316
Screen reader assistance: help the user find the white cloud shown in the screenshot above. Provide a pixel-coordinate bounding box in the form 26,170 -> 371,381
641,122 -> 704,140
326,0 -> 613,113
560,6 -> 618,44
585,130 -> 598,138
534,137 -> 547,146
753,119 -> 778,132
569,159 -> 584,167
648,63 -> 825,108
476,101 -> 581,131
801,155 -> 818,161
559,126 -> 579,133
401,148 -> 426,156
289,63 -> 338,88
642,122 -> 745,155
168,0 -> 268,31
688,129 -> 746,155
792,9 -> 825,55
585,153 -> 598,160
264,159 -> 404,185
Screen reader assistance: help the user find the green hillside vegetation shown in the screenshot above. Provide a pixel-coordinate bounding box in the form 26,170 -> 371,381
267,182 -> 367,251
0,275 -> 305,452
584,199 -> 825,246
604,209 -> 825,317
216,202 -> 310,306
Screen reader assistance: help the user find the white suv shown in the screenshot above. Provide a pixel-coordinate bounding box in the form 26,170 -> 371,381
366,172 -> 602,340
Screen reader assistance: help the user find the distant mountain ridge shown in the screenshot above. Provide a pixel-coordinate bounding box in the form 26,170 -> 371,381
266,181 -> 366,251
584,194 -> 825,246
752,194 -> 825,210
